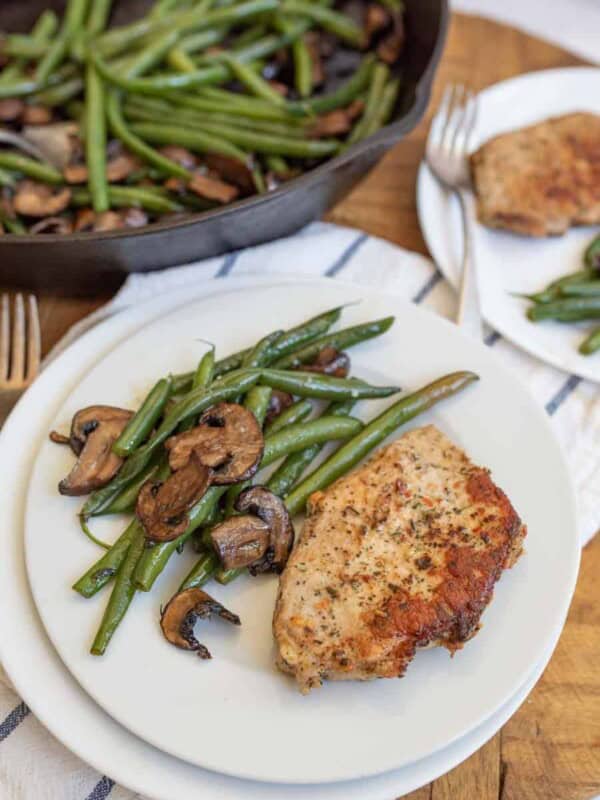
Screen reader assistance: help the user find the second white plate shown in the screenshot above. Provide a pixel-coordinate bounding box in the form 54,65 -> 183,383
417,67 -> 600,382
24,278 -> 578,784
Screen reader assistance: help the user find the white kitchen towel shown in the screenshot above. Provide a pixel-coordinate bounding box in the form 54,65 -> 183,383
1,221 -> 597,800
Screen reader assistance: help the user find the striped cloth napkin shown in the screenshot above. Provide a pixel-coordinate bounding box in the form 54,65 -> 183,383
1,221 -> 597,799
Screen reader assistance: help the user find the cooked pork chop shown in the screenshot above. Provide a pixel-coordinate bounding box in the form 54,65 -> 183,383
273,425 -> 526,693
470,112 -> 600,237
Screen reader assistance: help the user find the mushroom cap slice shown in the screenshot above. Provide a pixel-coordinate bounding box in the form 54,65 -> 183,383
58,405 -> 133,496
210,515 -> 270,570
13,180 -> 71,217
265,389 -> 294,425
160,587 -> 241,658
235,486 -> 295,573
303,346 -> 350,378
137,455 -> 211,542
165,402 -> 264,485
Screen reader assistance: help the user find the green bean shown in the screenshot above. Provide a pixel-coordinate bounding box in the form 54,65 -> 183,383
122,30 -> 181,80
0,152 -> 63,184
1,35 -> 48,61
584,235 -> 600,271
36,0 -> 89,84
292,34 -> 313,98
242,330 -> 284,368
81,370 -> 260,518
146,119 -> 340,158
265,154 -> 290,174
113,376 -> 172,457
0,212 -> 26,235
129,121 -> 250,162
264,399 -> 312,436
525,269 -> 595,304
266,399 -> 354,497
177,27 -> 229,55
193,87 -> 302,121
150,0 -> 184,18
101,454 -> 169,515
288,54 -> 374,116
84,61 -> 109,213
91,523 -> 145,654
579,326 -> 600,355
222,54 -> 285,105
285,371 -> 479,516
262,415 -> 363,465
347,62 -> 389,145
167,48 -> 197,73
0,62 -> 79,99
274,316 -> 395,369
366,76 -> 400,135
106,90 -> 190,179
179,548 -> 220,590
215,567 -> 240,584
280,1 -> 363,46
71,185 -> 184,213
32,76 -> 84,107
87,0 -> 114,35
560,282 -> 600,297
0,10 -> 58,83
527,297 -> 600,322
0,168 -> 16,188
73,519 -> 140,597
194,347 -> 216,389
260,369 -> 398,400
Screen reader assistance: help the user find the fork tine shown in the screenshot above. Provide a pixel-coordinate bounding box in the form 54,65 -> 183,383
452,90 -> 478,161
10,293 -> 26,383
0,295 -> 9,383
26,295 -> 41,381
428,84 -> 454,150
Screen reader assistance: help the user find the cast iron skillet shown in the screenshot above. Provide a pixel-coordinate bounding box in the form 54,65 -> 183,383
0,0 -> 448,292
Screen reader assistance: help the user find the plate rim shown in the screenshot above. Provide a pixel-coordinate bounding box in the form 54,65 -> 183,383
416,65 -> 600,383
20,275 -> 580,784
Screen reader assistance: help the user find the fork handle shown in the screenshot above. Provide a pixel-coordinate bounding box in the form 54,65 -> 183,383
456,188 -> 483,341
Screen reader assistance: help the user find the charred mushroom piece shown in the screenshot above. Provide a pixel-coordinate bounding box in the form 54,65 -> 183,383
265,390 -> 294,425
204,153 -> 255,194
365,4 -> 391,42
165,402 -> 264,485
30,216 -> 73,235
22,105 -> 53,126
210,515 -> 270,570
137,455 -> 211,542
303,346 -> 350,378
160,587 -> 240,657
120,207 -> 148,228
0,98 -> 25,122
159,145 -> 198,170
377,13 -> 405,64
310,109 -> 354,138
58,405 -> 133,496
235,486 -> 295,573
14,180 -> 71,217
188,172 -> 239,204
64,150 -> 139,184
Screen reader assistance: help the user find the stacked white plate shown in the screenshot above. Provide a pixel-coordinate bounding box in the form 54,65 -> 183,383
0,274 -> 579,799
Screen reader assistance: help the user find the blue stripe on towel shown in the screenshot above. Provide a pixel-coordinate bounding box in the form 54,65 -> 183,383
0,702 -> 30,742
84,776 -> 115,800
485,331 -> 501,346
216,251 -> 239,277
412,270 -> 443,304
325,233 -> 368,277
546,374 -> 582,416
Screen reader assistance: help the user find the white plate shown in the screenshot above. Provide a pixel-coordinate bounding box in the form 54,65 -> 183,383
417,67 -> 600,382
23,277 -> 579,784
0,276 -> 574,798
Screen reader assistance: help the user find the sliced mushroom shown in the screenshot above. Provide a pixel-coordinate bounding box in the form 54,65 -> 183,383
0,98 -> 25,122
165,402 -> 264,485
377,13 -> 405,64
58,405 -> 133,496
121,207 -> 148,228
310,109 -> 354,138
160,587 -> 240,657
94,211 -> 126,232
265,390 -> 294,425
235,486 -> 295,573
210,515 -> 270,570
365,4 -> 391,42
30,216 -> 73,235
23,122 -> 80,169
14,180 -> 71,217
303,346 -> 350,378
137,456 -> 211,542
204,153 -> 255,194
159,145 -> 198,170
188,172 -> 239,204
64,150 -> 139,185
22,104 -> 53,126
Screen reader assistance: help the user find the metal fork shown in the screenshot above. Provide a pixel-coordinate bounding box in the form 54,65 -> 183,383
426,84 -> 482,340
0,294 -> 41,424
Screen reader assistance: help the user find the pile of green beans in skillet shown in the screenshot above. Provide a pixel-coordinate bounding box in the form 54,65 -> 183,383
0,0 -> 405,235
52,305 -> 479,656
521,232 -> 600,355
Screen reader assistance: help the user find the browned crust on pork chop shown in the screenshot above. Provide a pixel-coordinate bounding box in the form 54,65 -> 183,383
470,112 -> 600,237
273,425 -> 526,692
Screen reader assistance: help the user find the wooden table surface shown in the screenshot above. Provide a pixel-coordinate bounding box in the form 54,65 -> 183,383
3,12 -> 599,800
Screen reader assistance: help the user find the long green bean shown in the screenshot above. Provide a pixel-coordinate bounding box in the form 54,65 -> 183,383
288,54 -> 374,116
179,549 -> 220,590
129,121 -> 251,161
347,62 -> 390,145
71,185 -> 184,212
0,152 -> 63,184
527,297 -> 600,322
73,519 -> 140,597
223,54 -> 285,105
87,0 -> 114,35
36,0 -> 89,84
579,327 -> 600,355
113,376 -> 172,457
0,10 -> 58,84
264,398 -> 312,435
281,0 -> 363,46
85,61 -> 109,213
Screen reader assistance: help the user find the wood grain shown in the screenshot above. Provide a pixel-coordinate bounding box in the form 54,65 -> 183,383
1,12 -> 598,800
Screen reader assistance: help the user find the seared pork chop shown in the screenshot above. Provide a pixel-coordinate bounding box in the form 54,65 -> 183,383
274,425 -> 525,693
470,112 -> 600,236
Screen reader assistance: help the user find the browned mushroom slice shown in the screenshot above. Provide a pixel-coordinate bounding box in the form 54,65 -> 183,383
14,181 -> 71,217
160,587 -> 240,657
58,405 -> 133,495
159,145 -> 198,170
94,211 -> 126,232
0,98 -> 25,122
188,172 -> 239,204
64,151 -> 139,184
210,515 -> 270,570
22,104 -> 53,126
377,13 -> 405,63
365,4 -> 391,42
30,216 -> 73,235
23,122 -> 80,170
303,346 -> 350,378
310,109 -> 354,138
264,390 -> 294,425
136,456 -> 211,542
165,402 -> 264,485
204,153 -> 255,194
235,486 -> 295,573
120,207 -> 148,228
